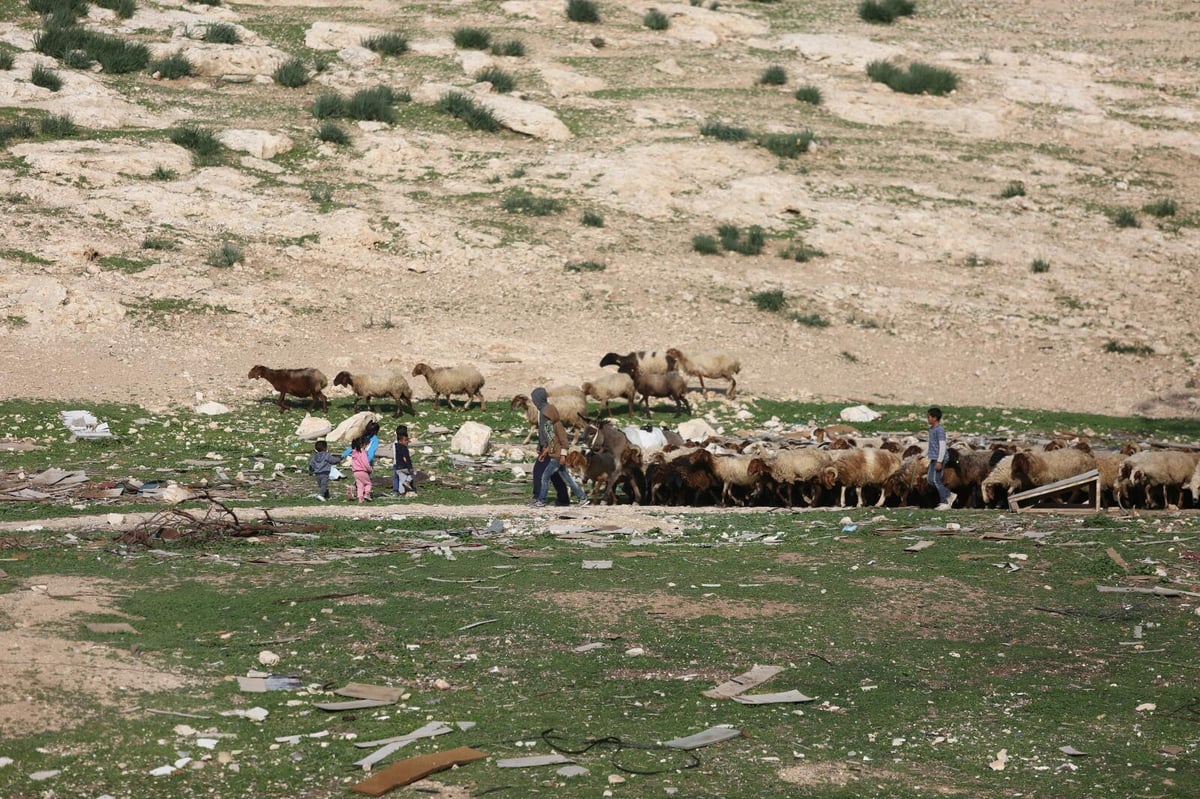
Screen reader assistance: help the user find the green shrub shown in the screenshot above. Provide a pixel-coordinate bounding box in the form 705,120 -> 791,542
31,63 -> 62,91
474,66 -> 515,93
436,91 -> 501,132
310,185 -> 333,205
999,180 -> 1025,198
453,27 -> 491,50
169,126 -> 223,164
794,84 -> 822,104
718,224 -> 765,255
150,165 -> 177,180
758,65 -> 787,86
207,239 -> 243,268
363,32 -> 408,56
859,0 -> 915,23
99,254 -> 153,273
203,23 -> 240,45
700,120 -> 750,142
0,52 -> 13,71
0,119 -> 35,148
790,312 -> 830,327
866,59 -> 957,95
272,57 -> 309,88
565,260 -> 606,272
29,0 -> 89,19
1111,207 -> 1139,228
1142,197 -> 1177,218
643,8 -> 669,30
566,0 -> 600,23
141,236 -> 177,250
491,39 -> 525,57
758,129 -> 814,158
580,210 -> 605,227
502,189 -> 564,216
150,50 -> 193,79
39,112 -> 77,137
94,0 -> 135,18
62,49 -> 92,69
750,289 -> 786,312
316,121 -> 349,145
193,0 -> 220,5
780,243 -> 825,262
1104,340 -> 1153,356
346,86 -> 398,123
312,92 -> 346,119
692,234 -> 720,255
87,33 -> 150,73
1030,258 -> 1050,273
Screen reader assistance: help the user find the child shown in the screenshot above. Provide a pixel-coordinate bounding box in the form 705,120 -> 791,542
350,436 -> 373,503
392,424 -> 415,497
307,439 -> 336,501
926,406 -> 957,510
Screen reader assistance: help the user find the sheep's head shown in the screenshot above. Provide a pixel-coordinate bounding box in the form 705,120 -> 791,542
828,437 -> 854,450
510,394 -> 528,411
1011,451 -> 1034,478
665,348 -> 683,362
747,458 -> 769,477
248,365 -> 266,380
564,451 -> 586,473
581,382 -> 593,396
1072,440 -> 1093,454
880,440 -> 902,453
599,352 -> 621,369
412,363 -> 429,377
819,464 -> 839,489
902,444 -> 923,460
333,371 -> 352,387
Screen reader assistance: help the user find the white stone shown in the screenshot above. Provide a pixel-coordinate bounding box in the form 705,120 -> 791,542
217,130 -> 294,160
839,404 -> 881,423
295,414 -> 332,440
677,418 -> 717,442
195,401 -> 231,415
451,421 -> 492,456
337,46 -> 381,68
258,650 -> 280,666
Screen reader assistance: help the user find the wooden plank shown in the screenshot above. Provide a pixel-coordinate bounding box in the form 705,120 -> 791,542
336,683 -> 404,703
350,747 -> 488,796
701,665 -> 782,699
1106,547 -> 1130,573
314,699 -> 393,711
1009,469 -> 1100,512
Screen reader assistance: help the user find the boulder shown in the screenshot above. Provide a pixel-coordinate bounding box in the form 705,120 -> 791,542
477,93 -> 572,141
295,413 -> 332,440
677,418 -> 717,442
839,405 -> 882,423
217,129 -> 294,160
337,45 -> 381,68
451,421 -> 492,456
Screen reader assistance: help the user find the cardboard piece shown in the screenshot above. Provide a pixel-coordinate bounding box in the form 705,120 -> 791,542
238,675 -> 303,692
702,665 -> 782,699
496,753 -> 573,768
904,540 -> 935,553
350,747 -> 488,796
336,683 -> 403,703
315,699 -> 393,711
664,726 -> 741,750
730,690 -> 814,705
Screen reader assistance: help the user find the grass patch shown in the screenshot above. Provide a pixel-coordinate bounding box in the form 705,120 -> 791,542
311,91 -> 346,119
692,234 -> 720,254
0,51 -> 13,70
859,0 -> 916,23
999,180 -> 1025,198
643,8 -> 669,30
790,311 -> 830,327
202,22 -> 240,45
316,120 -> 349,145
0,118 -> 35,147
718,223 -> 765,255
758,64 -> 787,86
346,85 -> 401,123
580,210 -> 604,227
169,126 -> 223,165
3,314 -> 28,327
758,129 -> 814,158
779,242 -> 825,262
272,57 -> 308,88
436,90 -> 501,132
30,62 -> 62,91
491,39 -> 525,57
149,50 -> 192,80
140,236 -> 176,250
94,0 -> 135,18
564,260 -> 606,272
474,66 -> 515,93
38,112 -> 76,137
1030,258 -> 1050,273
794,84 -> 822,104
1104,340 -> 1153,356
866,59 -> 957,95
363,31 -> 408,56
1142,197 -> 1177,217
150,165 -> 177,180
750,288 -> 786,311
0,247 -> 53,264
1110,207 -> 1139,228
566,0 -> 600,23
206,239 -> 243,268
700,120 -> 750,142
502,189 -> 564,216
452,27 -> 491,50
98,254 -> 154,273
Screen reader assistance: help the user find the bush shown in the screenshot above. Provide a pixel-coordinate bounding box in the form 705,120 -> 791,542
780,243 -> 825,262
999,180 -> 1025,198
565,260 -> 606,272
347,86 -> 398,123
94,0 -> 136,19
692,234 -> 720,254
866,59 -> 957,95
29,0 -> 89,19
363,32 -> 408,56
312,92 -> 346,119
758,65 -> 787,86
700,120 -> 750,142
436,91 -> 501,132
474,66 -> 515,93
141,236 -> 177,250
170,126 -> 223,163
0,51 -> 13,71
39,112 -> 77,137
643,8 -> 669,30
62,49 -> 92,69
0,119 -> 35,148
273,57 -> 309,88
1104,340 -> 1153,356
1142,197 -> 1177,218
758,129 -> 814,158
453,27 -> 491,50
491,39 -> 525,57
502,189 -> 564,216
859,0 -> 915,24
203,23 -> 240,45
207,240 -> 244,268
150,50 -> 193,80
1111,207 -> 1139,228
791,312 -> 830,327
794,85 -> 822,104
87,33 -> 150,73
193,0 -> 220,5
310,185 -> 333,204
316,121 -> 349,145
718,224 -> 765,255
1030,258 -> 1050,273
31,63 -> 62,91
751,289 -> 786,312
580,210 -> 605,227
150,165 -> 177,180
566,0 -> 600,23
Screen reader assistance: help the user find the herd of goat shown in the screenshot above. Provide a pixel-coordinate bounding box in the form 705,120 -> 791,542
247,352 -> 1199,511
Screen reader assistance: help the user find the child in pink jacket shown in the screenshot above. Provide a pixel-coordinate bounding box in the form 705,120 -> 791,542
350,436 -> 372,502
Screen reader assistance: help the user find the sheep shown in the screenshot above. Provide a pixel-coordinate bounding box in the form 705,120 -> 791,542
599,350 -> 677,375
411,363 -> 485,411
1011,448 -> 1098,500
564,449 -> 618,503
609,359 -> 690,417
818,448 -> 901,508
748,448 -> 831,507
883,454 -> 938,508
581,372 -> 637,418
943,447 -> 1007,508
332,371 -> 414,416
665,348 -> 741,399
686,449 -> 757,506
247,365 -> 328,413
1117,450 -> 1200,508
511,391 -> 589,445
1094,448 -> 1133,506
584,420 -> 644,504
981,455 -> 1021,507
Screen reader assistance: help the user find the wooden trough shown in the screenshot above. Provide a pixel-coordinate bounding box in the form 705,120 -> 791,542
1008,469 -> 1101,513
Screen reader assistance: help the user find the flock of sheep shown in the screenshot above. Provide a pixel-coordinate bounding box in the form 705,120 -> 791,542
248,355 -> 1199,511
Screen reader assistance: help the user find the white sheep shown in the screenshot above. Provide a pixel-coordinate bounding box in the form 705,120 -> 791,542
511,390 -> 589,444
411,363 -> 486,411
581,372 -> 637,417
981,454 -> 1020,507
665,347 -> 742,399
819,448 -> 901,507
333,370 -> 415,416
748,447 -> 831,507
1118,450 -> 1200,508
702,450 -> 758,506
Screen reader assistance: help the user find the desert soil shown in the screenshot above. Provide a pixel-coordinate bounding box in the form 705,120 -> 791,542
1,0 -> 1199,418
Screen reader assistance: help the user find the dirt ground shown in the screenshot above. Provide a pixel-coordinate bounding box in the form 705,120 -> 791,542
1,1 -> 1198,417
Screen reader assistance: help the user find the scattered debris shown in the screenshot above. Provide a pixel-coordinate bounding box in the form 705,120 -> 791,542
1098,585 -> 1200,599
574,642 -> 606,653
1059,746 -> 1087,756
315,699 -> 393,711
702,665 -> 782,699
905,540 -> 935,553
237,674 -> 303,692
730,690 -> 814,705
350,747 -> 488,796
61,409 -> 112,439
663,726 -> 742,750
336,683 -> 404,703
557,764 -> 589,777
258,650 -> 280,667
458,619 -> 499,631
496,753 -> 574,768
29,769 -> 61,781
583,560 -> 613,570
989,748 -> 1008,771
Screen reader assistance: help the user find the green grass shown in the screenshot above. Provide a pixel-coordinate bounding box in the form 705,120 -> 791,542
311,91 -> 346,119
790,311 -> 830,327
859,0 -> 915,23
37,25 -> 150,73
643,7 -> 669,30
206,239 -> 243,268
346,85 -> 401,123
272,57 -> 308,88
793,84 -> 822,104
750,288 -> 786,311
452,26 -> 491,50
98,254 -> 154,273
149,50 -> 192,80
362,31 -> 408,56
692,234 -> 719,254
1104,339 -> 1153,356
1030,257 -> 1050,273
700,120 -> 750,142
30,62 -> 62,91
758,129 -> 814,158
1111,207 -> 1139,228
566,0 -> 600,23
1142,197 -> 1177,217
150,165 -> 177,180
717,223 -> 765,255
0,51 -> 13,70
203,22 -> 240,44
140,236 -> 177,250
94,0 -> 135,18
474,65 -> 515,93
580,210 -> 604,227
169,126 -> 223,165
758,64 -> 787,86
779,242 -> 825,262
436,90 -> 501,132
501,188 -> 564,215
0,246 -> 53,264
999,180 -> 1025,198
316,120 -> 349,145
491,39 -> 525,57
564,259 -> 605,272
0,118 -> 35,147
38,112 -> 76,137
866,60 -> 958,95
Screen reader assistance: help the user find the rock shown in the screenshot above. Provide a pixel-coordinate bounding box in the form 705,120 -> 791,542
161,484 -> 194,504
258,650 -> 280,666
840,405 -> 881,423
457,49 -> 491,75
477,92 -> 572,141
337,45 -> 381,68
451,421 -> 492,456
217,130 -> 294,160
195,401 -> 231,416
327,412 -> 378,444
295,414 -> 332,440
304,21 -> 384,50
171,44 -> 291,77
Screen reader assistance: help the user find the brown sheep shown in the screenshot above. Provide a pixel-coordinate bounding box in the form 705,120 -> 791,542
1011,448 -> 1097,490
819,448 -> 901,508
248,365 -> 328,413
615,361 -> 691,417
581,372 -> 637,418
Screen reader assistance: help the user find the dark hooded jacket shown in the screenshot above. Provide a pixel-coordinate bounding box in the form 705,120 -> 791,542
531,388 -> 569,459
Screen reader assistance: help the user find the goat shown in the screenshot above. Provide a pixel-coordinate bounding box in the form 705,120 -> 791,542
665,348 -> 741,399
411,363 -> 485,411
610,359 -> 690,417
248,365 -> 328,413
585,420 -> 645,504
332,370 -> 414,416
